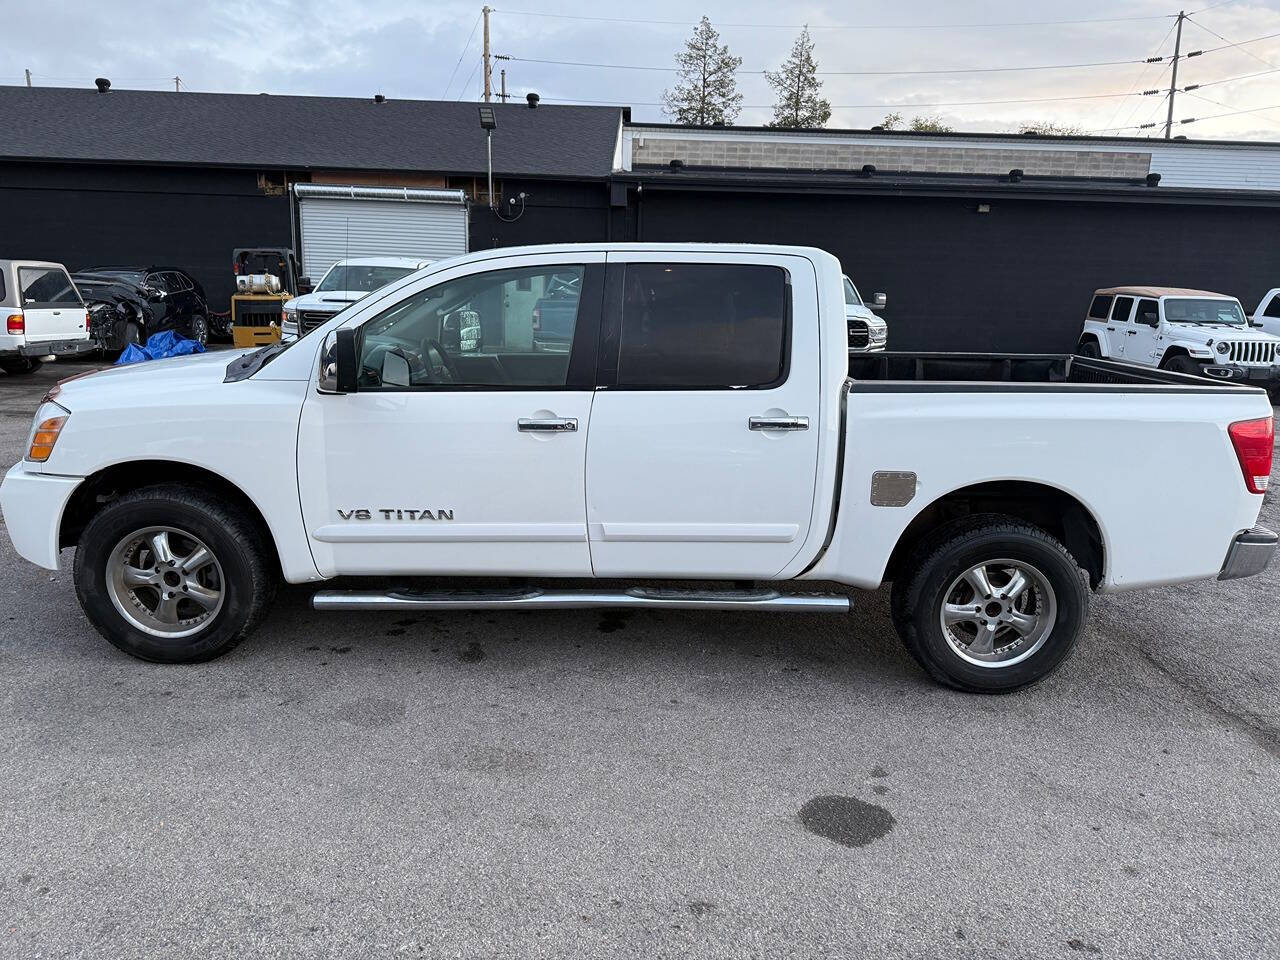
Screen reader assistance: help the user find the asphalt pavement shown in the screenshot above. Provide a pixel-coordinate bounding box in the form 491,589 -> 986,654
1,357 -> 1277,959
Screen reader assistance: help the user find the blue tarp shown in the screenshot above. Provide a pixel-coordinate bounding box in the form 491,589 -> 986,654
115,330 -> 206,365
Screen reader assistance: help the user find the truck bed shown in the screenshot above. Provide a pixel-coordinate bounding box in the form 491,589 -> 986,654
847,351 -> 1258,392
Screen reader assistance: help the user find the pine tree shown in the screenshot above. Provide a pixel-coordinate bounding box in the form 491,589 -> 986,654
765,27 -> 831,128
662,17 -> 743,125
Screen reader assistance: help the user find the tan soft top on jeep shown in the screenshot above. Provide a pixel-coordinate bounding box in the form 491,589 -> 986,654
1094,286 -> 1233,299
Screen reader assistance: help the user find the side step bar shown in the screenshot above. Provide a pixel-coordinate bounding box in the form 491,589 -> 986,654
312,585 -> 850,614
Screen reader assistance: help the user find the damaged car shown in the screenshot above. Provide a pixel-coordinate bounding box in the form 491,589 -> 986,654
72,268 -> 210,354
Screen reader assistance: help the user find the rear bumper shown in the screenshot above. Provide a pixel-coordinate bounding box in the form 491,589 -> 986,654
1218,526 -> 1278,581
0,337 -> 97,359
0,462 -> 82,571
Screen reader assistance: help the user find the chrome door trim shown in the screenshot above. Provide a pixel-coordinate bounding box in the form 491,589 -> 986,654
749,416 -> 809,431
517,417 -> 578,433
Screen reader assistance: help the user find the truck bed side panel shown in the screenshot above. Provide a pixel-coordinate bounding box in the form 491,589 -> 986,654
806,387 -> 1269,591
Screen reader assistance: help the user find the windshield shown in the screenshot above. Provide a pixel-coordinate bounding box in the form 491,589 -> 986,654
843,276 -> 863,307
1164,298 -> 1246,326
317,264 -> 416,293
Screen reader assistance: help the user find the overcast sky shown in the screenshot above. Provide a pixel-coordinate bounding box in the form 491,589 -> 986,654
6,0 -> 1280,139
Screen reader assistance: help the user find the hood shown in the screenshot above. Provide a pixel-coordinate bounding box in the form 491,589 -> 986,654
1167,321 -> 1280,342
73,278 -> 146,309
51,348 -> 252,407
845,304 -> 886,326
289,291 -> 368,311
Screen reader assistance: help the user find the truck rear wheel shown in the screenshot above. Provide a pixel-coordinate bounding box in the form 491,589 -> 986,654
890,515 -> 1089,693
0,357 -> 42,375
73,484 -> 276,663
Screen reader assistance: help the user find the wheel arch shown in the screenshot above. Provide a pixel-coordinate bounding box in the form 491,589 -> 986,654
1077,331 -> 1106,356
884,479 -> 1107,589
59,460 -> 282,575
1157,344 -> 1191,367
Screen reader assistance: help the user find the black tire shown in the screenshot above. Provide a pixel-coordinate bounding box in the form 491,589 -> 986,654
890,514 -> 1090,693
0,357 -> 42,375
1163,354 -> 1202,376
189,314 -> 209,346
108,318 -> 142,357
73,483 -> 277,663
1075,339 -> 1102,359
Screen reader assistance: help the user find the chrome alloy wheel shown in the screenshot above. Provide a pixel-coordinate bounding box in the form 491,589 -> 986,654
939,558 -> 1057,668
105,527 -> 225,638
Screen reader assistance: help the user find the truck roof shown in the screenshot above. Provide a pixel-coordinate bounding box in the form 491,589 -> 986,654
1094,286 -> 1234,299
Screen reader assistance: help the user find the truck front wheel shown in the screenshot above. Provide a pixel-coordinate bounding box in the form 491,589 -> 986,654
73,484 -> 276,663
890,516 -> 1089,693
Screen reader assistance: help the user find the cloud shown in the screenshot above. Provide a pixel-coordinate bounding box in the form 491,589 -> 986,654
10,0 -> 1280,139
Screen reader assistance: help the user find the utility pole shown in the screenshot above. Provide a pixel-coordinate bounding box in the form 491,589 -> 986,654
1164,10 -> 1185,139
482,5 -> 492,103
174,76 -> 181,93
500,68 -> 507,103
24,68 -> 31,87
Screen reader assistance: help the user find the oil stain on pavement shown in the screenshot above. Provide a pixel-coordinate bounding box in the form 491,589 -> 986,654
798,795 -> 896,847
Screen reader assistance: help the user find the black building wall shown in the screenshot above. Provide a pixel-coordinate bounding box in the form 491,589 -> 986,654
632,187 -> 1280,353
469,178 -> 611,250
0,162 -> 291,311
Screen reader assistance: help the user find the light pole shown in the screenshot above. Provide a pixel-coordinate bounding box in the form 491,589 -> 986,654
478,105 -> 496,210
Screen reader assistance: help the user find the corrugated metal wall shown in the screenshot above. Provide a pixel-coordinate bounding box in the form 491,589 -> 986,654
296,186 -> 469,280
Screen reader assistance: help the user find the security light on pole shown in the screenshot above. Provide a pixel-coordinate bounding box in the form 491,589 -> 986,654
478,106 -> 497,210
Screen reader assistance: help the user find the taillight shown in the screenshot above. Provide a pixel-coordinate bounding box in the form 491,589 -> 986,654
531,306 -> 541,331
6,313 -> 23,335
1228,417 -> 1274,495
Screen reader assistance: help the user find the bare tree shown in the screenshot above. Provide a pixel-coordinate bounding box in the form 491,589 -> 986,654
663,16 -> 743,125
765,27 -> 831,128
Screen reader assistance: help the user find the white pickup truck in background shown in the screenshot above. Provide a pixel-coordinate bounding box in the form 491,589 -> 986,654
0,259 -> 97,375
2,244 -> 1275,693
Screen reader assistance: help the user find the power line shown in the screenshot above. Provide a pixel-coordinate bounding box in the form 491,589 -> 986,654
1100,19 -> 1179,132
503,54 -> 1159,77
1186,16 -> 1280,70
441,10 -> 483,98
494,8 -> 1177,30
1184,89 -> 1280,127
543,90 -> 1161,110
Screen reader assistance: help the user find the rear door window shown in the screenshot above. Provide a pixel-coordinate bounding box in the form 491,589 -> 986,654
1088,295 -> 1113,319
615,263 -> 789,388
1110,296 -> 1135,323
19,267 -> 81,306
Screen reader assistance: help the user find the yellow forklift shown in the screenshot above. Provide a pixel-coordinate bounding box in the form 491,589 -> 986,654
230,248 -> 302,347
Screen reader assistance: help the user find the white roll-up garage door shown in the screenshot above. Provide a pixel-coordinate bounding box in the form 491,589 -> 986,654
294,183 -> 469,282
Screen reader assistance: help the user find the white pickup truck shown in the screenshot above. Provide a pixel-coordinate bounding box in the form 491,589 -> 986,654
2,244 -> 1275,693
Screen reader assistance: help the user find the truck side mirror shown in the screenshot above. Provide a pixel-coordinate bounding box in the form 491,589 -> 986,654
871,292 -> 887,312
297,277 -> 314,295
318,328 -> 358,393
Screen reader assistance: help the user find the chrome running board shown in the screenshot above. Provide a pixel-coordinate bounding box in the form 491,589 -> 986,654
312,585 -> 850,613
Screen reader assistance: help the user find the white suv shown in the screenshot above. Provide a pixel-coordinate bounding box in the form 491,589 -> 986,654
282,257 -> 435,340
0,260 -> 95,375
843,275 -> 887,352
1078,286 -> 1280,396
1249,288 -> 1280,338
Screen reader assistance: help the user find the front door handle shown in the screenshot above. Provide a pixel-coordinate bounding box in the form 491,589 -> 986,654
749,416 -> 809,431
1126,330 -> 1138,335
518,417 -> 577,433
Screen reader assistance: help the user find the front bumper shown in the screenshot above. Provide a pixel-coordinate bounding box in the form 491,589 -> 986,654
1201,362 -> 1280,385
0,337 -> 98,359
0,462 -> 83,570
1218,526 -> 1278,581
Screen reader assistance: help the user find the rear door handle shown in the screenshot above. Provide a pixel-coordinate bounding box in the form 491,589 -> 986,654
518,417 -> 577,433
749,416 -> 809,431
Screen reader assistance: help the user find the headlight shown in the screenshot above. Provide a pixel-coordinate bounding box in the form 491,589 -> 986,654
1217,341 -> 1230,354
25,401 -> 70,463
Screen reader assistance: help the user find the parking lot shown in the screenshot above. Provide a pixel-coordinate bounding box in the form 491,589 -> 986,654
1,356 -> 1277,959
